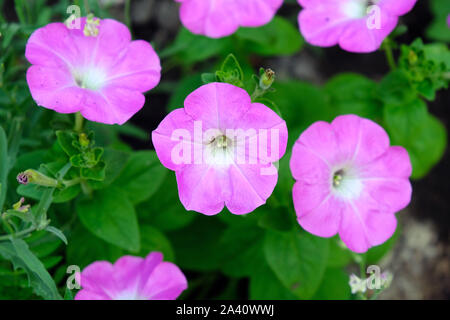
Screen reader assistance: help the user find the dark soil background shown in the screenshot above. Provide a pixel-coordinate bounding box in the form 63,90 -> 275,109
3,0 -> 449,299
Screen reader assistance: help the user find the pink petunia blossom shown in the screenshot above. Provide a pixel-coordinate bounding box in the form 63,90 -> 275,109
297,0 -> 417,53
25,17 -> 161,125
290,115 -> 412,253
75,252 -> 187,300
152,82 -> 288,215
175,0 -> 283,38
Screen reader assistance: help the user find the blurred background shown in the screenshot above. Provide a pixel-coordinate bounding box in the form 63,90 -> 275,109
1,0 -> 449,299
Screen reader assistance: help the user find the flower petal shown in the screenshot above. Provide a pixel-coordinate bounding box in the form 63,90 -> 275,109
339,199 -> 397,253
79,261 -> 116,298
176,164 -> 229,215
226,163 -> 278,215
184,82 -> 252,130
378,0 -> 417,16
294,184 -> 344,238
290,140 -> 331,183
331,115 -> 390,165
75,289 -> 111,300
141,262 -> 188,300
235,0 -> 283,27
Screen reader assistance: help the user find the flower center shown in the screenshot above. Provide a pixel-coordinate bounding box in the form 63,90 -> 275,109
331,167 -> 363,200
342,0 -> 379,19
73,67 -> 106,91
205,134 -> 234,167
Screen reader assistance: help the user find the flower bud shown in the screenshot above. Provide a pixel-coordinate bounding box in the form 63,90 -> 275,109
12,197 -> 30,213
259,68 -> 275,90
17,170 -> 61,188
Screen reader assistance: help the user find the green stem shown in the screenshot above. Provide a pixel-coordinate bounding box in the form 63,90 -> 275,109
0,226 -> 35,241
74,112 -> 84,133
383,40 -> 396,70
124,0 -> 132,32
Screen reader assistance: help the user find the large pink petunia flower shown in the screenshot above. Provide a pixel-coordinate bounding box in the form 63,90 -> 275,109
175,0 -> 283,38
75,252 -> 187,300
297,0 -> 417,53
152,82 -> 288,215
290,115 -> 412,253
25,17 -> 161,125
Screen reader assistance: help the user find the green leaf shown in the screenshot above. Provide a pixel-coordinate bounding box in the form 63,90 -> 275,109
250,251 -> 297,300
219,225 -> 264,278
66,224 -> 123,269
45,226 -> 68,245
139,225 -> 174,262
167,215 -> 225,271
76,186 -> 140,252
80,161 -> 106,181
0,238 -> 62,300
0,125 -> 7,211
383,98 -> 447,179
56,131 -> 78,157
264,229 -> 329,299
237,17 -> 303,56
325,73 -> 381,120
378,70 -> 416,105
162,28 -> 232,65
313,268 -> 351,300
201,73 -> 217,84
113,151 -> 167,205
327,236 -> 353,268
168,73 -> 203,111
137,174 -> 195,231
215,53 -> 244,87
426,0 -> 450,42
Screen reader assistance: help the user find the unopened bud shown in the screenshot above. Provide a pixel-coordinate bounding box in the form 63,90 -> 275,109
260,68 -> 275,90
17,169 -> 61,188
12,197 -> 30,213
79,133 -> 90,148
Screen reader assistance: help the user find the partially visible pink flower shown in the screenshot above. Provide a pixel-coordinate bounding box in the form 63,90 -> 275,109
75,252 -> 187,300
25,17 -> 161,125
152,82 -> 288,215
175,0 -> 283,38
297,0 -> 417,53
290,115 -> 412,253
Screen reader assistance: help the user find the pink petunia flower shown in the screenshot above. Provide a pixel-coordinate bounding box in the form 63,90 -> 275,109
290,115 -> 412,253
75,252 -> 187,300
175,0 -> 283,38
25,17 -> 161,125
152,82 -> 288,215
297,0 -> 417,53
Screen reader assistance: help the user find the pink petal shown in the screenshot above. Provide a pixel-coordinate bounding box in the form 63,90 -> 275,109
112,256 -> 144,294
79,85 -> 145,125
25,22 -> 80,68
105,40 -> 161,92
226,163 -> 278,214
290,142 -> 331,183
296,120 -> 338,165
184,82 -> 252,130
378,0 -> 417,16
331,115 -> 390,166
294,183 -> 344,237
179,0 -> 239,38
26,65 -> 82,114
152,108 -> 199,171
78,261 -> 117,298
235,0 -> 283,27
298,1 -> 354,48
141,262 -> 188,300
339,199 -> 397,253
176,164 -> 228,215
234,102 -> 288,164
338,13 -> 398,53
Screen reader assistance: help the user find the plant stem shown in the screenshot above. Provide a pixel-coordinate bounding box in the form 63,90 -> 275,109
0,226 -> 35,241
74,112 -> 84,133
383,40 -> 396,70
124,0 -> 132,32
